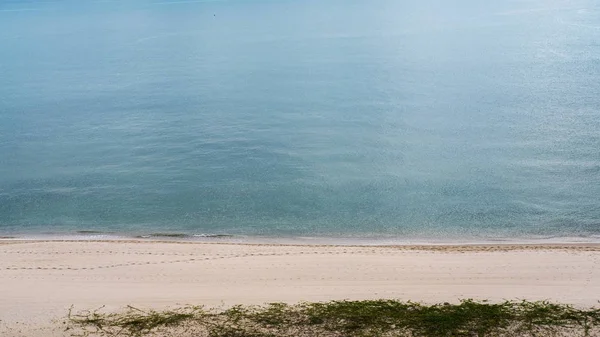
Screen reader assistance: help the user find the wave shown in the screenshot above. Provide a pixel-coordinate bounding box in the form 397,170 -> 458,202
136,233 -> 234,239
75,230 -> 107,235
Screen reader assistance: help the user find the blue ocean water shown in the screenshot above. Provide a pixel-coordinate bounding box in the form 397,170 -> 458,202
1,0 -> 599,241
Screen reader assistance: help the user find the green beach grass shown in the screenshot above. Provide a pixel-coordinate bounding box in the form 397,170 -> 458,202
65,299 -> 600,337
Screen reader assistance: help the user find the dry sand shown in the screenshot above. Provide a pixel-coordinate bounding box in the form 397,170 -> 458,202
1,240 -> 599,336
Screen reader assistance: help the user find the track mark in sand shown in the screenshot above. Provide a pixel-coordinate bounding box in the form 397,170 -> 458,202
3,257 -> 199,271
0,250 -> 219,256
1,249 -> 385,271
3,245 -> 599,272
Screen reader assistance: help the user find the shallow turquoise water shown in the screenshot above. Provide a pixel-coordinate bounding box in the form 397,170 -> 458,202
1,0 -> 599,240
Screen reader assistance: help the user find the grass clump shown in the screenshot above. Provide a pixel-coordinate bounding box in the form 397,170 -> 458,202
67,305 -> 206,337
66,299 -> 600,337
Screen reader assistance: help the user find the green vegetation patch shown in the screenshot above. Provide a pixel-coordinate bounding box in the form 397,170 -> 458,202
66,300 -> 600,337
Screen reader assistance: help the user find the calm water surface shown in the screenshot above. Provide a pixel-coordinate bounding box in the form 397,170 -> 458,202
1,0 -> 599,240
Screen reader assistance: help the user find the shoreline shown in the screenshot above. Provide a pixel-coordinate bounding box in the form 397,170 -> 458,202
3,238 -> 600,251
2,232 -> 600,246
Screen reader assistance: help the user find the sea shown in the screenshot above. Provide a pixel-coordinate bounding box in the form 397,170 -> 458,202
1,0 -> 599,243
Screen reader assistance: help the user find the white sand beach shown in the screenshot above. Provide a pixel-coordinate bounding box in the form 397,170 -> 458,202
1,240 -> 599,336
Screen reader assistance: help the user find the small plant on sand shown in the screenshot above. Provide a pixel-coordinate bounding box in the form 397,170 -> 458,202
65,299 -> 600,337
